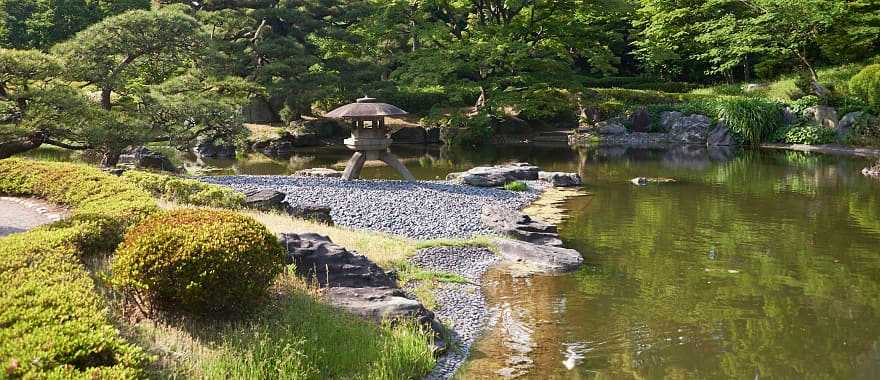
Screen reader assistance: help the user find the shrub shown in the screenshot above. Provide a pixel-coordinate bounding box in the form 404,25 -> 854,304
849,64 -> 880,111
778,122 -> 838,145
112,209 -> 285,315
844,114 -> 880,147
716,97 -> 784,145
789,95 -> 821,114
0,158 -> 156,378
503,181 -> 529,191
423,110 -> 493,147
122,170 -> 245,208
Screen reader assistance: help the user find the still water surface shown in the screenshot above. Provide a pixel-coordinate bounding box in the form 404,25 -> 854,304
30,144 -> 880,378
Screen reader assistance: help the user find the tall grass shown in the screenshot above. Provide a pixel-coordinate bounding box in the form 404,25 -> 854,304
125,274 -> 436,379
716,98 -> 784,145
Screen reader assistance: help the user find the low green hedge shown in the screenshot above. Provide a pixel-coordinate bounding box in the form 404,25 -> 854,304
122,170 -> 245,209
0,158 -> 157,378
112,209 -> 284,315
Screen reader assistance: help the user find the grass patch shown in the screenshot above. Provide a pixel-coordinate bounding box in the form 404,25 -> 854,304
503,181 -> 529,191
115,272 -> 436,380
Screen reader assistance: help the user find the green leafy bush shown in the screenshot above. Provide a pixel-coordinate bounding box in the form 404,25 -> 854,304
716,97 -> 784,145
849,64 -> 880,111
777,122 -> 838,145
789,95 -> 820,114
112,209 -> 285,315
424,110 -> 493,147
844,114 -> 880,147
122,170 -> 245,208
0,158 -> 156,378
503,181 -> 529,191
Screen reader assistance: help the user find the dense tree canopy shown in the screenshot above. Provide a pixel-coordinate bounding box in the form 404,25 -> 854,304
1,0 -> 878,162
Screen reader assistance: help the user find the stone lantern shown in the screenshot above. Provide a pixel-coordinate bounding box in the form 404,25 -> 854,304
325,96 -> 416,181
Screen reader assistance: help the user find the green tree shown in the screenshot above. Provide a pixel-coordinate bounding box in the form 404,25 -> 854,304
0,0 -> 150,49
1,7 -> 251,165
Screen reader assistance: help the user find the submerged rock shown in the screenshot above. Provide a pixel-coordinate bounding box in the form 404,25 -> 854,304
538,171 -> 583,187
630,177 -> 676,186
864,162 -> 880,178
481,205 -> 561,247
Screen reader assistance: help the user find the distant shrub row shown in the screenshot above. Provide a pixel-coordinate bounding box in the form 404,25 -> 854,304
122,170 -> 245,209
0,158 -> 157,378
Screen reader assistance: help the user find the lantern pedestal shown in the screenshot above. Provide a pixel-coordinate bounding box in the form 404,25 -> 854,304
341,126 -> 415,181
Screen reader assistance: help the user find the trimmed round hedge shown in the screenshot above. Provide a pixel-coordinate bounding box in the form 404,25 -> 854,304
850,64 -> 880,111
112,209 -> 284,314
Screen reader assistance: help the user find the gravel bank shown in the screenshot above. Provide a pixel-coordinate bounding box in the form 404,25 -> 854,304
199,176 -> 542,239
409,247 -> 499,380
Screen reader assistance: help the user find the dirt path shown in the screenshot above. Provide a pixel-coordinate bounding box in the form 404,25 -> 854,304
0,197 -> 65,237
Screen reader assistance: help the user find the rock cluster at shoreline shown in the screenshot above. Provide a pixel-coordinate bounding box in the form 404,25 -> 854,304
200,176 -> 540,239
409,247 -> 499,380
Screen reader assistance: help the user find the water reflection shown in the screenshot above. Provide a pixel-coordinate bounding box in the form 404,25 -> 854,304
464,149 -> 880,379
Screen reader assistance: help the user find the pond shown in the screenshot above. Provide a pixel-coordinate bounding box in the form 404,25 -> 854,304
27,143 -> 880,378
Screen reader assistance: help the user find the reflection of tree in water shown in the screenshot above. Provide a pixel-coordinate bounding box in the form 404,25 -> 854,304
557,150 -> 880,378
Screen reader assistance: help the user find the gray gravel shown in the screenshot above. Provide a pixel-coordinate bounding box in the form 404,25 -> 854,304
198,176 -> 541,239
409,247 -> 499,380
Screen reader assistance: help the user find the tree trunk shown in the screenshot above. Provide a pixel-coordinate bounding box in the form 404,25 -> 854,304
0,133 -> 44,159
100,149 -> 122,167
100,87 -> 112,110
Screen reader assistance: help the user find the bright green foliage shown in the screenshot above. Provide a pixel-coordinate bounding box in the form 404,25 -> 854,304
122,170 -> 245,209
843,114 -> 880,147
197,292 -> 435,379
504,181 -> 529,191
0,0 -> 149,49
716,97 -> 784,145
849,64 -> 880,111
422,111 -> 493,147
776,122 -> 838,144
0,158 -> 158,224
112,209 -> 285,315
0,158 -> 157,378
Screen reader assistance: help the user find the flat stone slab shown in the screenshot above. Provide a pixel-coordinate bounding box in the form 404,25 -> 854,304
494,239 -> 583,274
294,168 -> 343,177
0,197 -> 65,237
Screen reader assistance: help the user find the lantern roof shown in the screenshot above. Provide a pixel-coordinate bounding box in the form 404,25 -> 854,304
325,96 -> 408,119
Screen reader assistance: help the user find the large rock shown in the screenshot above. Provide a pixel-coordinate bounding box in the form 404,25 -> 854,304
668,114 -> 711,144
456,163 -> 540,187
494,239 -> 583,273
323,287 -> 439,329
243,189 -> 286,211
538,171 -> 583,187
804,106 -> 838,129
279,233 -> 444,350
596,120 -> 626,135
782,107 -> 799,125
194,139 -> 236,159
391,127 -> 428,144
286,204 -> 333,225
481,205 -> 562,247
659,111 -> 683,131
295,168 -> 343,178
123,147 -> 177,172
291,118 -> 350,140
707,121 -> 736,146
838,112 -> 863,138
629,108 -> 651,132
280,233 -> 395,288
